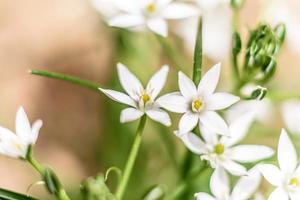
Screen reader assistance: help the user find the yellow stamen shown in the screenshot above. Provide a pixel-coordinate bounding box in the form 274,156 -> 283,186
146,3 -> 156,13
141,94 -> 150,104
289,177 -> 299,186
214,144 -> 225,155
192,99 -> 203,112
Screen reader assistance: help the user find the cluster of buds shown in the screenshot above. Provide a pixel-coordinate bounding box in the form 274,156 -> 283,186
244,23 -> 285,83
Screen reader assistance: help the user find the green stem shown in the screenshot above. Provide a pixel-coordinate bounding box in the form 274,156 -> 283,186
192,17 -> 203,84
29,69 -> 100,92
116,115 -> 147,200
26,146 -> 71,200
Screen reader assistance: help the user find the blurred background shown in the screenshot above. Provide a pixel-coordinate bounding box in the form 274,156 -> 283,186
0,0 -> 299,199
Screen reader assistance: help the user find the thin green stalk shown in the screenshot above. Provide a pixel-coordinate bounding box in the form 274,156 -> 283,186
116,115 -> 147,200
29,69 -> 100,92
26,146 -> 71,200
192,17 -> 203,84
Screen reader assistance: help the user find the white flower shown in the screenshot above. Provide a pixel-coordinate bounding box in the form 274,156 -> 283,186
99,63 -> 171,126
281,99 -> 300,135
106,0 -> 199,37
157,63 -> 240,135
174,0 -> 232,61
177,112 -> 274,176
0,106 -> 43,159
259,129 -> 300,200
264,0 -> 300,54
195,166 -> 262,200
91,0 -> 120,19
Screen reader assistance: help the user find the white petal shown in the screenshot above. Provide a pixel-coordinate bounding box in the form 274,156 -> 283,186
210,168 -> 230,199
258,164 -> 282,186
0,128 -> 24,158
221,112 -> 254,147
289,191 -> 300,200
147,18 -> 168,37
178,71 -> 197,100
177,132 -> 207,154
146,65 -> 169,99
112,0 -> 141,13
278,129 -> 297,173
15,106 -> 31,145
197,63 -> 221,97
156,92 -> 189,113
146,108 -> 171,126
199,111 -> 229,136
117,63 -> 143,100
99,88 -> 137,108
205,92 -> 240,111
120,108 -> 144,123
221,159 -> 247,176
229,145 -> 274,163
194,192 -> 215,200
231,166 -> 261,200
199,125 -> 218,145
178,112 -> 198,134
162,3 -> 199,19
268,188 -> 289,200
109,14 -> 145,28
281,100 -> 300,135
30,119 -> 43,145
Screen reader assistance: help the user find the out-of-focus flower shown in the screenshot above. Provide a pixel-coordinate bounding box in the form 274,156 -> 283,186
94,0 -> 199,37
195,166 -> 262,200
158,63 -> 239,135
281,99 -> 300,135
174,0 -> 232,61
91,0 -> 119,18
225,99 -> 273,124
100,63 -> 171,126
177,112 -> 274,176
259,129 -> 300,200
0,106 -> 43,159
264,0 -> 300,53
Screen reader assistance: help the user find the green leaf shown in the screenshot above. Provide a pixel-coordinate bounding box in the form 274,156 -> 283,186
0,188 -> 37,200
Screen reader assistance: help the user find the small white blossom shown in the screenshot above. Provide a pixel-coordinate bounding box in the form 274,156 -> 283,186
281,99 -> 300,135
99,63 -> 171,126
0,106 -> 43,159
259,129 -> 300,200
102,0 -> 199,37
177,112 -> 274,176
157,63 -> 239,135
195,166 -> 262,200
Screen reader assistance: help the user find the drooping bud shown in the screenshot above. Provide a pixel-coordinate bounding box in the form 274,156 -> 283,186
250,86 -> 268,100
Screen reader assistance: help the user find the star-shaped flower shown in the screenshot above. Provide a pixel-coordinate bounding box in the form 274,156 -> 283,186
195,166 -> 262,200
259,129 -> 300,200
99,63 -> 171,126
0,106 -> 43,159
177,112 -> 274,176
106,0 -> 199,37
157,63 -> 240,135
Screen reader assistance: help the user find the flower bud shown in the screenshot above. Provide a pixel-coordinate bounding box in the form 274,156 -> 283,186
43,168 -> 62,195
251,86 -> 267,100
143,185 -> 166,200
274,23 -> 286,44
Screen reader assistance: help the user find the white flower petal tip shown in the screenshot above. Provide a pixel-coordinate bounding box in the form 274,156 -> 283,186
0,106 -> 43,159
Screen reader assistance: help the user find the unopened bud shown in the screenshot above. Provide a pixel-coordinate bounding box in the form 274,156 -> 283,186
274,23 -> 286,44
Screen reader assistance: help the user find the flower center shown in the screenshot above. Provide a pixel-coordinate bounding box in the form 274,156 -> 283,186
141,94 -> 150,104
192,99 -> 203,112
289,177 -> 299,186
146,3 -> 156,13
214,143 -> 225,155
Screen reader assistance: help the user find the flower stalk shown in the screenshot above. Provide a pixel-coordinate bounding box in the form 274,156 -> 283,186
115,115 -> 147,200
26,146 -> 71,200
